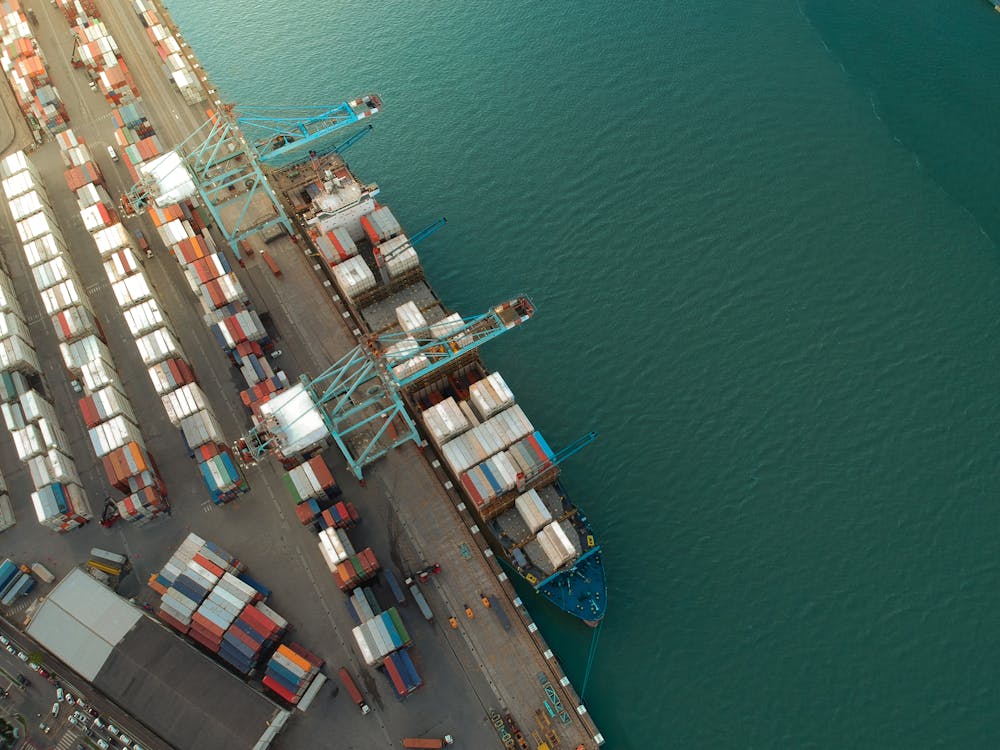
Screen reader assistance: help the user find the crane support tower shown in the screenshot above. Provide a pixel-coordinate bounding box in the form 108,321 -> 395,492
120,96 -> 382,258
243,297 -> 535,480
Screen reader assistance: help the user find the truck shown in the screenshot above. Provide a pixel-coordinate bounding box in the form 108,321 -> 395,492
404,577 -> 433,622
338,667 -> 370,715
401,737 -> 454,749
30,563 -> 54,584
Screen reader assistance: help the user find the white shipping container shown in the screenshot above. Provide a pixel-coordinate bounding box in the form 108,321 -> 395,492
378,236 -> 420,277
421,397 -> 470,444
179,409 -> 223,449
0,311 -> 30,344
16,210 -> 58,243
1,402 -> 25,431
160,382 -> 206,426
11,423 -> 43,460
331,255 -> 376,300
39,279 -> 82,315
92,386 -> 136,424
80,204 -> 113,232
88,415 -> 142,457
395,300 -> 427,334
469,371 -> 516,420
112,274 -> 152,307
23,233 -> 66,267
0,151 -> 31,179
37,417 -> 70,453
19,389 -> 55,424
2,170 -> 35,199
60,335 -> 112,373
536,521 -> 577,570
0,336 -> 39,374
7,190 -> 47,220
515,489 -> 552,534
31,256 -> 72,291
0,276 -> 17,315
122,299 -> 166,337
51,305 -> 97,343
136,328 -> 180,365
92,223 -> 132,255
80,358 -> 118,392
157,219 -> 194,246
103,248 -> 142,283
352,624 -> 376,666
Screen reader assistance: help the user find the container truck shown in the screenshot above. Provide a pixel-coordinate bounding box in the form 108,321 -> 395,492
404,577 -> 434,622
30,563 -> 54,583
338,667 -> 370,715
401,737 -> 454,749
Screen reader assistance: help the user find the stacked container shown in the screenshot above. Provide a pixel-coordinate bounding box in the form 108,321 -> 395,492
351,608 -> 412,666
150,533 -> 243,630
0,6 -> 69,135
262,643 -> 324,705
0,154 -> 90,531
284,455 -> 339,505
129,0 -> 206,103
6,148 -> 168,523
383,650 -> 423,696
219,601 -> 286,674
313,500 -> 360,533
49,128 -> 236,507
194,443 -> 245,504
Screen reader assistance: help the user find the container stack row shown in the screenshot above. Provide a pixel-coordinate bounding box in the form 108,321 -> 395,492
350,601 -> 422,696
129,0 -> 206,104
0,558 -> 35,607
59,1 -> 141,108
262,643 -> 324,705
143,200 -> 293,431
60,126 -> 240,506
149,534 -> 332,684
0,470 -> 13,533
17,141 -> 170,524
0,1 -> 68,135
0,153 -> 90,532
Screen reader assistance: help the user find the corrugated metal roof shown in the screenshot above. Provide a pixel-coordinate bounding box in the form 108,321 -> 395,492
26,568 -> 141,680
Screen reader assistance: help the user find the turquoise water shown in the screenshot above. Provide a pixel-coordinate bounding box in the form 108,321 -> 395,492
168,0 -> 1000,746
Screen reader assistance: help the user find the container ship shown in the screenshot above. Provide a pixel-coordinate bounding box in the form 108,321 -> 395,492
285,162 -> 608,626
412,364 -> 607,625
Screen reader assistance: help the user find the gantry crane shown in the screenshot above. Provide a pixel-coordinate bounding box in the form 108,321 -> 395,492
120,96 -> 382,258
243,296 -> 536,480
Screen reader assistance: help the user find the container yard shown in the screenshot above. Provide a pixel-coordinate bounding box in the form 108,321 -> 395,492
0,0 -> 606,747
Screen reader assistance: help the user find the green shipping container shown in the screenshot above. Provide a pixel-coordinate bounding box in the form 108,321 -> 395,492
283,473 -> 302,504
386,607 -> 410,645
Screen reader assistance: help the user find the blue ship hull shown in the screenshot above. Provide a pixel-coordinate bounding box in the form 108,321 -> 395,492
491,481 -> 607,626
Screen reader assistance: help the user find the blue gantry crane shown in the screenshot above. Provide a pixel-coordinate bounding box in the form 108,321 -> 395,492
120,96 -> 382,258
244,296 -> 536,480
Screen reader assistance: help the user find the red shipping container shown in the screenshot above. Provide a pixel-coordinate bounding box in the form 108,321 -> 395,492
226,622 -> 261,652
191,613 -> 225,639
192,553 -> 224,579
286,642 -> 324,669
307,455 -> 335,490
262,675 -> 297,704
383,654 -> 407,697
78,396 -> 101,427
157,609 -> 190,634
195,443 -> 219,462
294,503 -> 314,525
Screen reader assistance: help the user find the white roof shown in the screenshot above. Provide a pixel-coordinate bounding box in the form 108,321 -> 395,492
258,382 -> 327,456
26,568 -> 141,680
139,151 -> 197,207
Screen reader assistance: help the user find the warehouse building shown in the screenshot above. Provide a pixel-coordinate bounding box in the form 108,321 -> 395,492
26,568 -> 288,750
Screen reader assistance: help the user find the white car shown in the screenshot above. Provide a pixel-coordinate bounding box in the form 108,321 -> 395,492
16,651 -> 27,661
64,692 -> 74,704
97,740 -> 109,750
0,635 -> 8,645
29,662 -> 39,672
108,725 -> 120,737
56,687 -> 64,701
